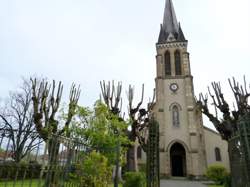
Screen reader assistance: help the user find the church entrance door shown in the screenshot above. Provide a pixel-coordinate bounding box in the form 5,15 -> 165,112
170,143 -> 186,177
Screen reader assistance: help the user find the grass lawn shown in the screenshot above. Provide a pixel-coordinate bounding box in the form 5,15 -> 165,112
109,185 -> 122,187
0,180 -> 41,187
0,180 -> 76,187
0,180 -> 122,187
208,185 -> 223,187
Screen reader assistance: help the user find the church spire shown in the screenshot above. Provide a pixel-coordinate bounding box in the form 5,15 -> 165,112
158,0 -> 186,44
162,0 -> 179,35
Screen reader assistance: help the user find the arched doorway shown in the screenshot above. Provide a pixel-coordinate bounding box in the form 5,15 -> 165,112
170,143 -> 187,177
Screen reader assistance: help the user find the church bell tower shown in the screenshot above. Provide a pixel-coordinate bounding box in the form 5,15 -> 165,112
154,0 -> 207,178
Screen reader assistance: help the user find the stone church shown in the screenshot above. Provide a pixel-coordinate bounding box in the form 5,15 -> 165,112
139,0 -> 230,178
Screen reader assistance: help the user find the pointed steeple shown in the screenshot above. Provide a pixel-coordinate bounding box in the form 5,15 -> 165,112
162,0 -> 179,35
158,0 -> 186,44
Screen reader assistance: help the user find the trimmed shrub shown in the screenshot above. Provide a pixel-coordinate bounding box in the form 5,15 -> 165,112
123,172 -> 146,187
206,165 -> 229,185
73,151 -> 112,187
0,161 -> 42,180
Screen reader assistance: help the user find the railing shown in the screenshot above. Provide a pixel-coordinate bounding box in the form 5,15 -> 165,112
228,114 -> 250,187
0,129 -> 87,187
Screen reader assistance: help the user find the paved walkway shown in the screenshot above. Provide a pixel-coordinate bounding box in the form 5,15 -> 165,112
160,179 -> 207,187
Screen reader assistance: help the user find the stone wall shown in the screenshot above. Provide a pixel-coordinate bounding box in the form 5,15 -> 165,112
203,127 -> 230,171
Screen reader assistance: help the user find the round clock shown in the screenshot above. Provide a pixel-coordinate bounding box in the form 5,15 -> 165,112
170,83 -> 178,92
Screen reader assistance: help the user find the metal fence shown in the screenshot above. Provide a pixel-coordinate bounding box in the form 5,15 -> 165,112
229,114 -> 250,187
0,129 -> 87,187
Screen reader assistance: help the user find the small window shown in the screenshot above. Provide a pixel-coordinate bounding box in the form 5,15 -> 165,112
175,50 -> 182,75
215,147 -> 222,161
172,105 -> 180,126
165,51 -> 171,76
137,146 -> 142,159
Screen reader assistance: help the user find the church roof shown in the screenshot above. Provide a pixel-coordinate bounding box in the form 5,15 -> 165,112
158,0 -> 186,44
163,0 -> 179,35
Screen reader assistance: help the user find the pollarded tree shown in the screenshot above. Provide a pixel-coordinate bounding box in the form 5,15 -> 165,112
30,78 -> 80,139
100,81 -> 155,172
198,77 -> 250,141
100,81 -> 125,186
126,84 -> 155,171
197,76 -> 250,187
100,80 -> 123,116
30,78 -> 80,187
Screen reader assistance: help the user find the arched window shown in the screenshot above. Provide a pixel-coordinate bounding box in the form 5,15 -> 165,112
175,50 -> 181,75
165,51 -> 171,76
215,147 -> 222,161
172,105 -> 180,126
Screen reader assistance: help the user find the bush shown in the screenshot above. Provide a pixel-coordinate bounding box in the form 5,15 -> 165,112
123,172 -> 146,187
73,151 -> 112,187
206,165 -> 229,185
0,161 -> 42,180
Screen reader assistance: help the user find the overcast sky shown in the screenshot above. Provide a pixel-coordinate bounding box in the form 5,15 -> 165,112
0,0 -> 250,128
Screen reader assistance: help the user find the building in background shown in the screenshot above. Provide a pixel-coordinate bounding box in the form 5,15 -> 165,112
139,0 -> 230,178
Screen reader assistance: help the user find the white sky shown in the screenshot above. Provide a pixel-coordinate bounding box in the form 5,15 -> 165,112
0,0 -> 250,129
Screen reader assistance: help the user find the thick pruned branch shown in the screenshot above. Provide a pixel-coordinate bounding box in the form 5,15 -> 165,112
197,76 -> 250,141
60,84 -> 81,136
100,80 -> 122,115
228,76 -> 250,115
208,82 -> 230,119
197,92 -> 232,140
127,85 -> 155,152
30,78 -> 80,140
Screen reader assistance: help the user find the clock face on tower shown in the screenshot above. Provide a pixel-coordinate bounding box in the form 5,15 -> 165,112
170,83 -> 179,92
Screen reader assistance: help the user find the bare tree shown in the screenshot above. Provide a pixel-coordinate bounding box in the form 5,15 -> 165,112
30,78 -> 80,139
100,80 -> 124,186
100,81 -> 155,171
30,78 -> 80,187
197,76 -> 250,186
0,79 -> 39,162
197,77 -> 250,140
100,80 -> 123,116
127,85 -> 155,150
127,84 -> 155,171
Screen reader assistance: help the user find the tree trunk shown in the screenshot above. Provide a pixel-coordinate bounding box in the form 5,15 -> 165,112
126,144 -> 138,172
44,137 -> 60,187
13,151 -> 22,163
64,148 -> 74,181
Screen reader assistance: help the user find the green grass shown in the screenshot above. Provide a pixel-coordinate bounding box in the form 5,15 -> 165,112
208,185 -> 223,187
0,180 -> 122,187
108,184 -> 122,187
0,180 -> 77,187
0,180 -> 41,187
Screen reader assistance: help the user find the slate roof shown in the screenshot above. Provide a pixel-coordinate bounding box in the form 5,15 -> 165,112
158,0 -> 186,44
